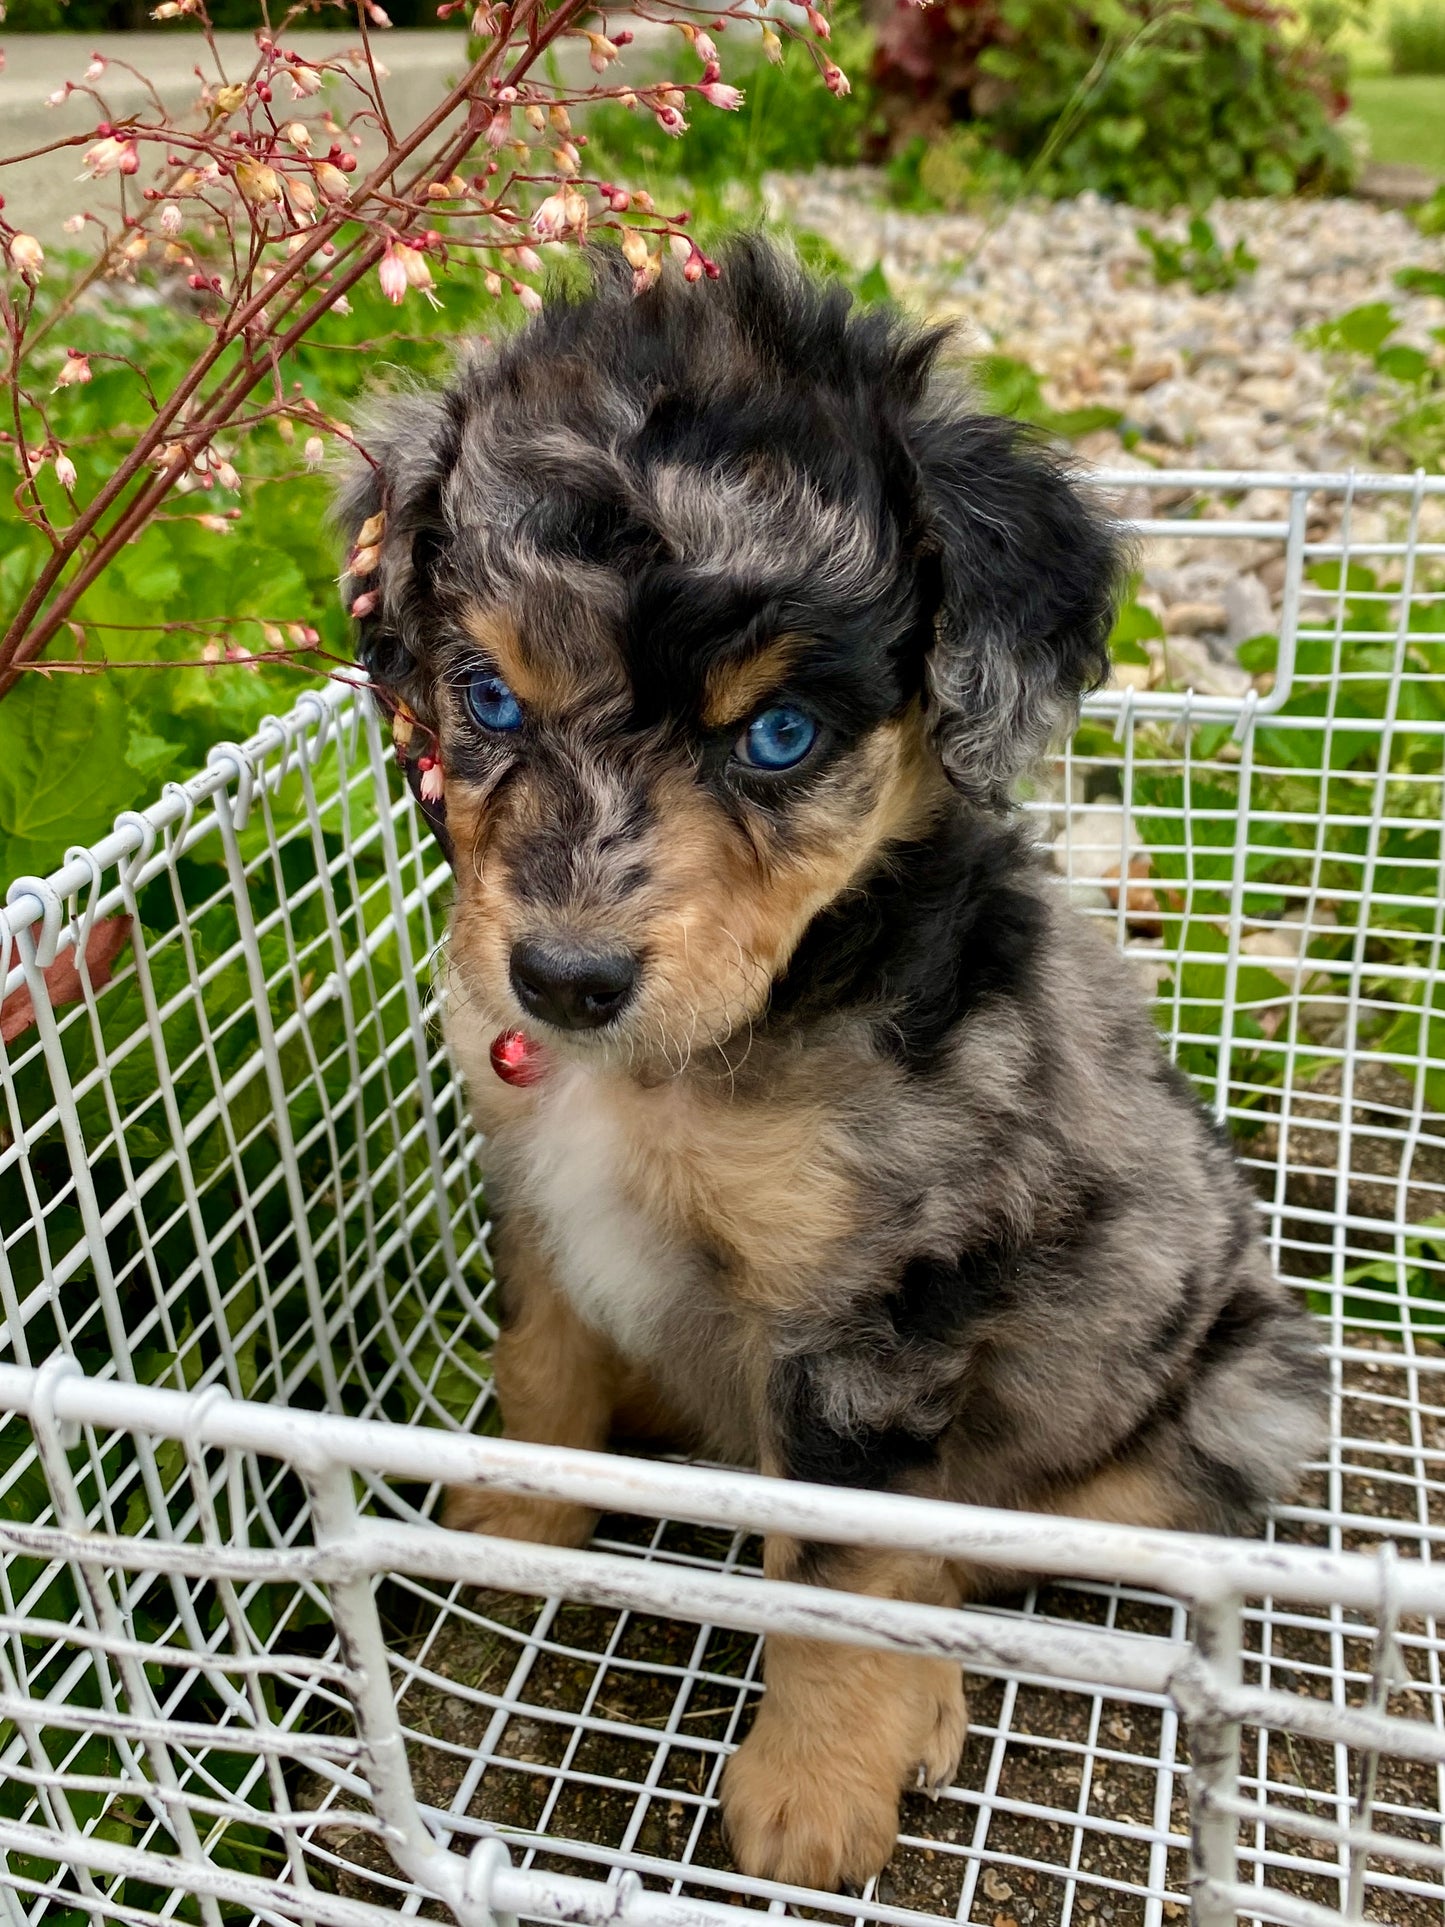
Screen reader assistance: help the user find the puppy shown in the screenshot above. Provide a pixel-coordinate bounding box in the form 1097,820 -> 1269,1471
341,240 -> 1325,1892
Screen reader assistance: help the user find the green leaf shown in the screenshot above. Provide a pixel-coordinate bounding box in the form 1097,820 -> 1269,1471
0,671 -> 131,879
126,729 -> 184,784
1376,343 -> 1431,383
1395,266 -> 1445,299
1334,302 -> 1399,358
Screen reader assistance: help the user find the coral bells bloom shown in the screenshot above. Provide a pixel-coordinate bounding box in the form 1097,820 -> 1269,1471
303,435 -> 325,470
823,63 -> 851,97
159,200 -> 182,236
54,350 -> 91,389
417,757 -> 445,805
699,81 -> 743,111
313,163 -> 350,204
586,32 -> 618,72
394,241 -> 439,304
513,280 -> 543,314
653,104 -> 687,136
7,233 -> 44,281
54,452 -> 78,489
378,246 -> 408,304
532,193 -> 571,240
80,135 -> 139,180
234,159 -> 282,208
761,25 -> 783,62
287,65 -> 323,98
84,54 -> 107,81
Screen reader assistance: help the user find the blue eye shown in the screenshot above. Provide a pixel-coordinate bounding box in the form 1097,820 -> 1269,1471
467,670 -> 523,733
735,704 -> 818,772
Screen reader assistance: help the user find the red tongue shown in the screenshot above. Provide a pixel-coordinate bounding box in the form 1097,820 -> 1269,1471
490,1028 -> 547,1087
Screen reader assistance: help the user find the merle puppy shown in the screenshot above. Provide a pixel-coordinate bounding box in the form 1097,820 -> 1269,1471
341,240 -> 1325,1892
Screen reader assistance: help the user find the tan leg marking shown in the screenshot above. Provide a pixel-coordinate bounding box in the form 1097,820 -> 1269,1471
720,1546 -> 967,1891
443,1222 -> 624,1547
949,1460 -> 1187,1601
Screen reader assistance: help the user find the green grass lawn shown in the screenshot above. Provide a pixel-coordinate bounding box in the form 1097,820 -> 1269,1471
1350,74 -> 1445,174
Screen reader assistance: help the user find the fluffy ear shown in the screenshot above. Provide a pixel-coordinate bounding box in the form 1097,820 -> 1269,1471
333,389 -> 458,706
909,410 -> 1124,808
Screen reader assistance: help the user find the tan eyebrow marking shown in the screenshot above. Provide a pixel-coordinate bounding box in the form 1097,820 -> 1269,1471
461,604 -> 593,715
702,635 -> 805,730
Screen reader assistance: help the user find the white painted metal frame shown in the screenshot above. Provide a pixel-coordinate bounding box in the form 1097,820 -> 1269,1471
2,468 -> 1444,1927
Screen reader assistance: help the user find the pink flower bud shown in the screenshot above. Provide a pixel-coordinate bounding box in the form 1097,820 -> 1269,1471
554,139 -> 582,174
484,269 -> 503,297
653,104 -> 687,136
393,241 -> 438,302
159,201 -> 182,236
699,81 -> 743,111
46,85 -> 71,108
683,247 -> 705,283
669,233 -> 692,265
377,246 -> 408,305
513,281 -> 543,314
54,351 -> 92,389
54,453 -> 78,489
513,244 -> 543,273
84,55 -> 107,82
350,588 -> 379,619
234,159 -> 282,208
215,459 -> 240,490
365,1 -> 392,25
350,542 -> 382,575
314,163 -> 350,203
532,192 -> 569,240
63,214 -> 87,235
285,121 -> 312,150
7,233 -> 44,281
304,435 -> 325,470
333,294 -> 352,316
118,138 -> 140,174
486,107 -> 512,149
418,758 -> 445,804
609,188 -> 631,213
79,134 -> 127,178
808,6 -> 831,35
692,29 -> 718,64
823,63 -> 850,97
196,515 -> 232,535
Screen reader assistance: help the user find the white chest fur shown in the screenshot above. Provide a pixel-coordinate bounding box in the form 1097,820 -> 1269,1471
508,1065 -> 685,1358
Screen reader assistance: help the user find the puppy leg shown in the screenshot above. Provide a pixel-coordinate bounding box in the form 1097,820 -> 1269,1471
721,1544 -> 966,1891
443,1215 -> 619,1546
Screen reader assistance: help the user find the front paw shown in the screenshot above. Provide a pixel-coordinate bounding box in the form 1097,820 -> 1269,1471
720,1701 -> 904,1891
441,1484 -> 596,1547
910,1659 -> 968,1796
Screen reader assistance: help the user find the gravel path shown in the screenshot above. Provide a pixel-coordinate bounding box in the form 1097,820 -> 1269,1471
768,170 -> 1445,479
767,170 -> 1445,703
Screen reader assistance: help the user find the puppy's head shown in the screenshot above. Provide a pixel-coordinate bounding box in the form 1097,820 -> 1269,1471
340,240 -> 1122,1072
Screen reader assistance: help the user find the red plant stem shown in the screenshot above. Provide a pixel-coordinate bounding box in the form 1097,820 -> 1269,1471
0,10 -> 550,686
0,0 -> 610,696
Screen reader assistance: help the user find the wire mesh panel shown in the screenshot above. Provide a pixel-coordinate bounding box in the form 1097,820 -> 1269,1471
1,469 -> 1444,1927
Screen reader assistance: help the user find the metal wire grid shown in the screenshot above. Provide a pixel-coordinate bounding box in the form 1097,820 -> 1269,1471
0,467 -> 1443,1927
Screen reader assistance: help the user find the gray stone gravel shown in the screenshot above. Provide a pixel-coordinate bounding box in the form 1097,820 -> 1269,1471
767,167 -> 1445,687
767,169 -> 1445,477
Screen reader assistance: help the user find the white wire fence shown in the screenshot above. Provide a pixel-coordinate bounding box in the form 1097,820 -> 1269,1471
0,467 -> 1443,1927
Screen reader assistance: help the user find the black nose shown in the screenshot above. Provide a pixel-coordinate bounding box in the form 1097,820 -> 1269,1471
509,938 -> 640,1032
